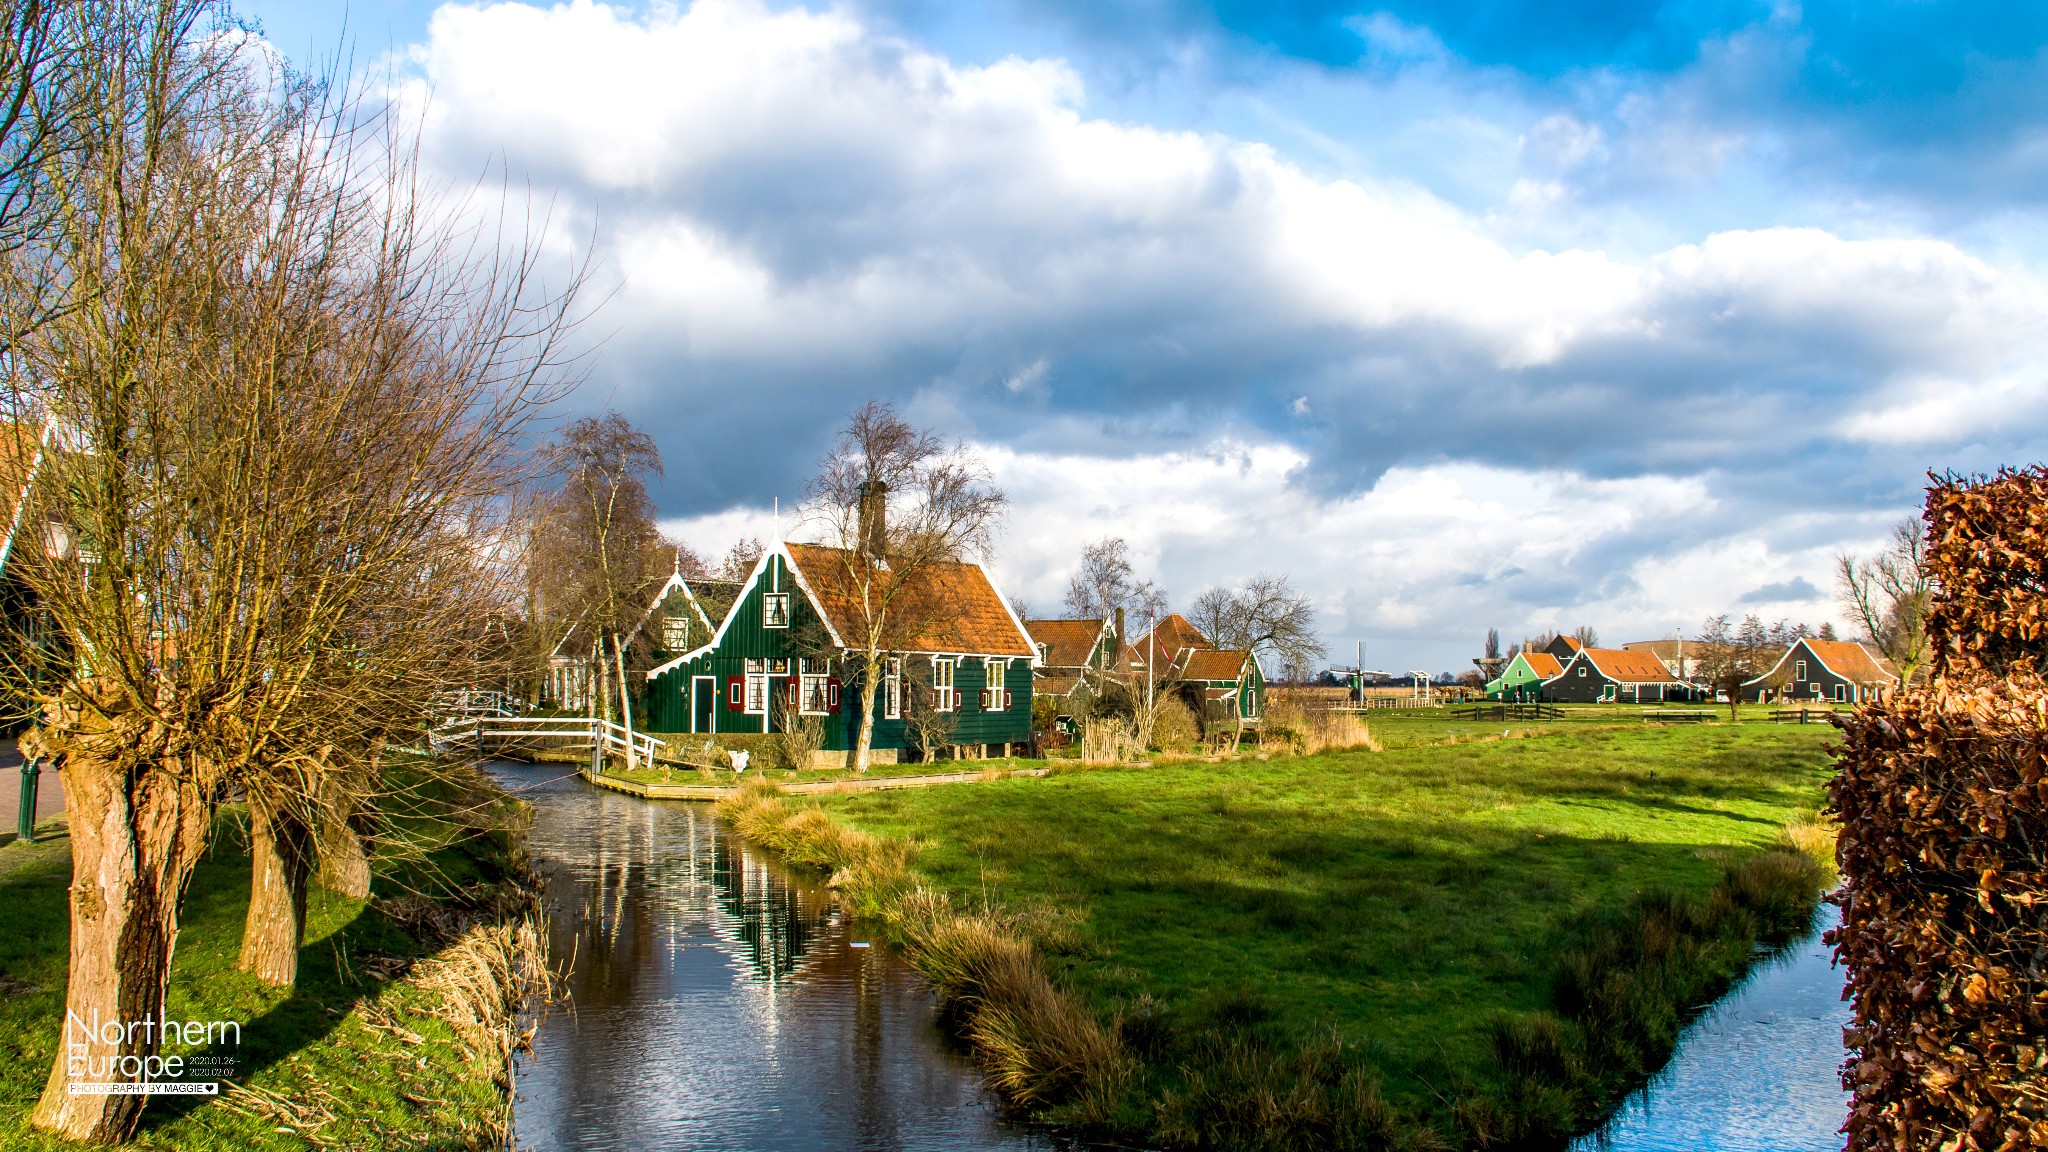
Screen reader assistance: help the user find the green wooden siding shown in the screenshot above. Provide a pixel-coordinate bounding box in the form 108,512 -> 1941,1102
644,550 -> 1033,752
1486,653 -> 1550,701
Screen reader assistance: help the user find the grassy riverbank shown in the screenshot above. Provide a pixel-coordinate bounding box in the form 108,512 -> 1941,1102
0,763 -> 546,1151
806,723 -> 1835,1148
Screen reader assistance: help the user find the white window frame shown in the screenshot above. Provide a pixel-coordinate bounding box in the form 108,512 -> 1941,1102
1835,683 -> 1847,703
933,657 -> 956,712
763,592 -> 791,629
744,657 -> 770,714
799,658 -> 831,715
1795,660 -> 1807,681
884,657 -> 902,719
662,614 -> 691,651
983,657 -> 1008,711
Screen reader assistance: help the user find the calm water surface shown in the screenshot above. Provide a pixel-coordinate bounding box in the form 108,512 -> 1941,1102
488,761 -> 1046,1152
1577,909 -> 1851,1152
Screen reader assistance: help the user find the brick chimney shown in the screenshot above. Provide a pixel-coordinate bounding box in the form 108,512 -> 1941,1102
857,480 -> 889,559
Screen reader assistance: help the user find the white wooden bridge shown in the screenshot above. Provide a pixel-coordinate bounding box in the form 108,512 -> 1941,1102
429,694 -> 665,769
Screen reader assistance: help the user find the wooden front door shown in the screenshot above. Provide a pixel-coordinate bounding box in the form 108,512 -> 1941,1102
694,676 -> 716,732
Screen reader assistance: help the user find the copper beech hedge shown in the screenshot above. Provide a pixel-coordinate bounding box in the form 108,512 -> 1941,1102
1830,679 -> 2048,1150
1924,466 -> 2048,680
1831,465 -> 2048,1151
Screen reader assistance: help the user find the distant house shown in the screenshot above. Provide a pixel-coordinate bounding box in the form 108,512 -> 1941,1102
1485,651 -> 1564,701
643,540 -> 1038,764
1620,638 -> 1722,684
1541,644 -> 1689,703
1127,613 -> 1266,727
1177,647 -> 1267,726
634,568 -> 743,662
1023,616 -> 1133,730
541,569 -> 744,712
1742,638 -> 1898,704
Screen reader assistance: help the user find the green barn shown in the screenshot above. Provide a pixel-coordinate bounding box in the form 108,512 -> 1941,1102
643,540 -> 1038,765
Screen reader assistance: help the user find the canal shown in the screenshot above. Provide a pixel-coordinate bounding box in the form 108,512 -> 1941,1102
493,760 -> 1851,1150
1575,907 -> 1852,1151
487,760 -> 1046,1151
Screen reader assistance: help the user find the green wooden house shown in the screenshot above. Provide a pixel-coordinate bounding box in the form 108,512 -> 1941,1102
643,540 -> 1038,764
1484,650 -> 1564,701
1176,647 -> 1267,725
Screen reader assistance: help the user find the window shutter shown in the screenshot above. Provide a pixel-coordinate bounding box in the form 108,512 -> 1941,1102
979,688 -> 989,709
727,678 -> 742,707
1004,689 -> 1013,710
828,679 -> 841,712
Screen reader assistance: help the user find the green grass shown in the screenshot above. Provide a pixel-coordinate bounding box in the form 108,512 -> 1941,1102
0,768 -> 532,1151
821,723 -> 1837,1146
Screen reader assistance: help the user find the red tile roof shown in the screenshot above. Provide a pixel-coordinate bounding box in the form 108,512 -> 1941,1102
1181,648 -> 1252,683
1577,647 -> 1685,684
1131,613 -> 1213,666
786,543 -> 1035,657
1522,652 -> 1564,678
1805,639 -> 1898,684
1025,618 -> 1111,668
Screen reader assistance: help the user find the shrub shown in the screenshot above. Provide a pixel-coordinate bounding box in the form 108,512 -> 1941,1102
1151,696 -> 1199,751
771,712 -> 826,771
1831,676 -> 2048,1151
1828,466 -> 2048,1152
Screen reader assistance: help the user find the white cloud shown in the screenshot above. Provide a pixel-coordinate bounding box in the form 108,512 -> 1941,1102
393,1 -> 2037,665
394,1 -> 2048,408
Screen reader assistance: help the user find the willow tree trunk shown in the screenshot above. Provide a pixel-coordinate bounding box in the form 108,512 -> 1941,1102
29,730 -> 214,1142
315,796 -> 371,901
238,794 -> 313,986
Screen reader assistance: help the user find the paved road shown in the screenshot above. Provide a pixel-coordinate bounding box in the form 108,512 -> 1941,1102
0,737 -> 67,824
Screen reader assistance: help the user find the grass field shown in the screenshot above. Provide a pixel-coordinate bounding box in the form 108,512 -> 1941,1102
819,721 -> 1838,1147
0,767 -> 537,1150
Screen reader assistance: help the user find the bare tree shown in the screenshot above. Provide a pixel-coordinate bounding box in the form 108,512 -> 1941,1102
1571,624 -> 1600,649
1692,614 -> 1773,720
1837,516 -> 1933,689
717,535 -> 763,581
532,413 -> 669,726
1187,574 -> 1325,671
0,5 -> 583,1136
802,401 -> 1006,772
1063,536 -> 1164,623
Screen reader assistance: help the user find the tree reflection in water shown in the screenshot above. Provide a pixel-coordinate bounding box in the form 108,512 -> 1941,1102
489,761 -> 1046,1152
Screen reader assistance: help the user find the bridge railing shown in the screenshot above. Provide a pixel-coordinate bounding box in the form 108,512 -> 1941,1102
432,714 -> 662,766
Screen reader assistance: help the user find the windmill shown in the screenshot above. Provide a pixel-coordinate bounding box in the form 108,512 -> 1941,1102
1328,641 -> 1394,707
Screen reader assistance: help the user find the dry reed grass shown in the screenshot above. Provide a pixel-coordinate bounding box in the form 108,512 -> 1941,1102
1777,811 -> 1839,883
1261,697 -> 1382,755
716,783 -> 1130,1117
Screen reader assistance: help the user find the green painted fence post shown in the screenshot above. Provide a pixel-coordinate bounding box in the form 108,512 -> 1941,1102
16,758 -> 40,843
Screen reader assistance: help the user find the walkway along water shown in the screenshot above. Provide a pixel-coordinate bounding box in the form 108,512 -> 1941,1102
1575,906 -> 1852,1151
486,759 -> 1047,1151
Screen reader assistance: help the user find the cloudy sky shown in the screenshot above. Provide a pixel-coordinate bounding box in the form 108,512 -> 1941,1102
256,0 -> 2048,673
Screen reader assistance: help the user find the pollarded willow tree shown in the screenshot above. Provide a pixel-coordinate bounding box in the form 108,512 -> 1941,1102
803,401 -> 1006,772
0,1 -> 584,1138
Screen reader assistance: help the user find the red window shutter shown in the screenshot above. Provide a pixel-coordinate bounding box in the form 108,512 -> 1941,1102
727,678 -> 742,707
828,679 -> 841,712
1004,689 -> 1013,710
979,688 -> 989,709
